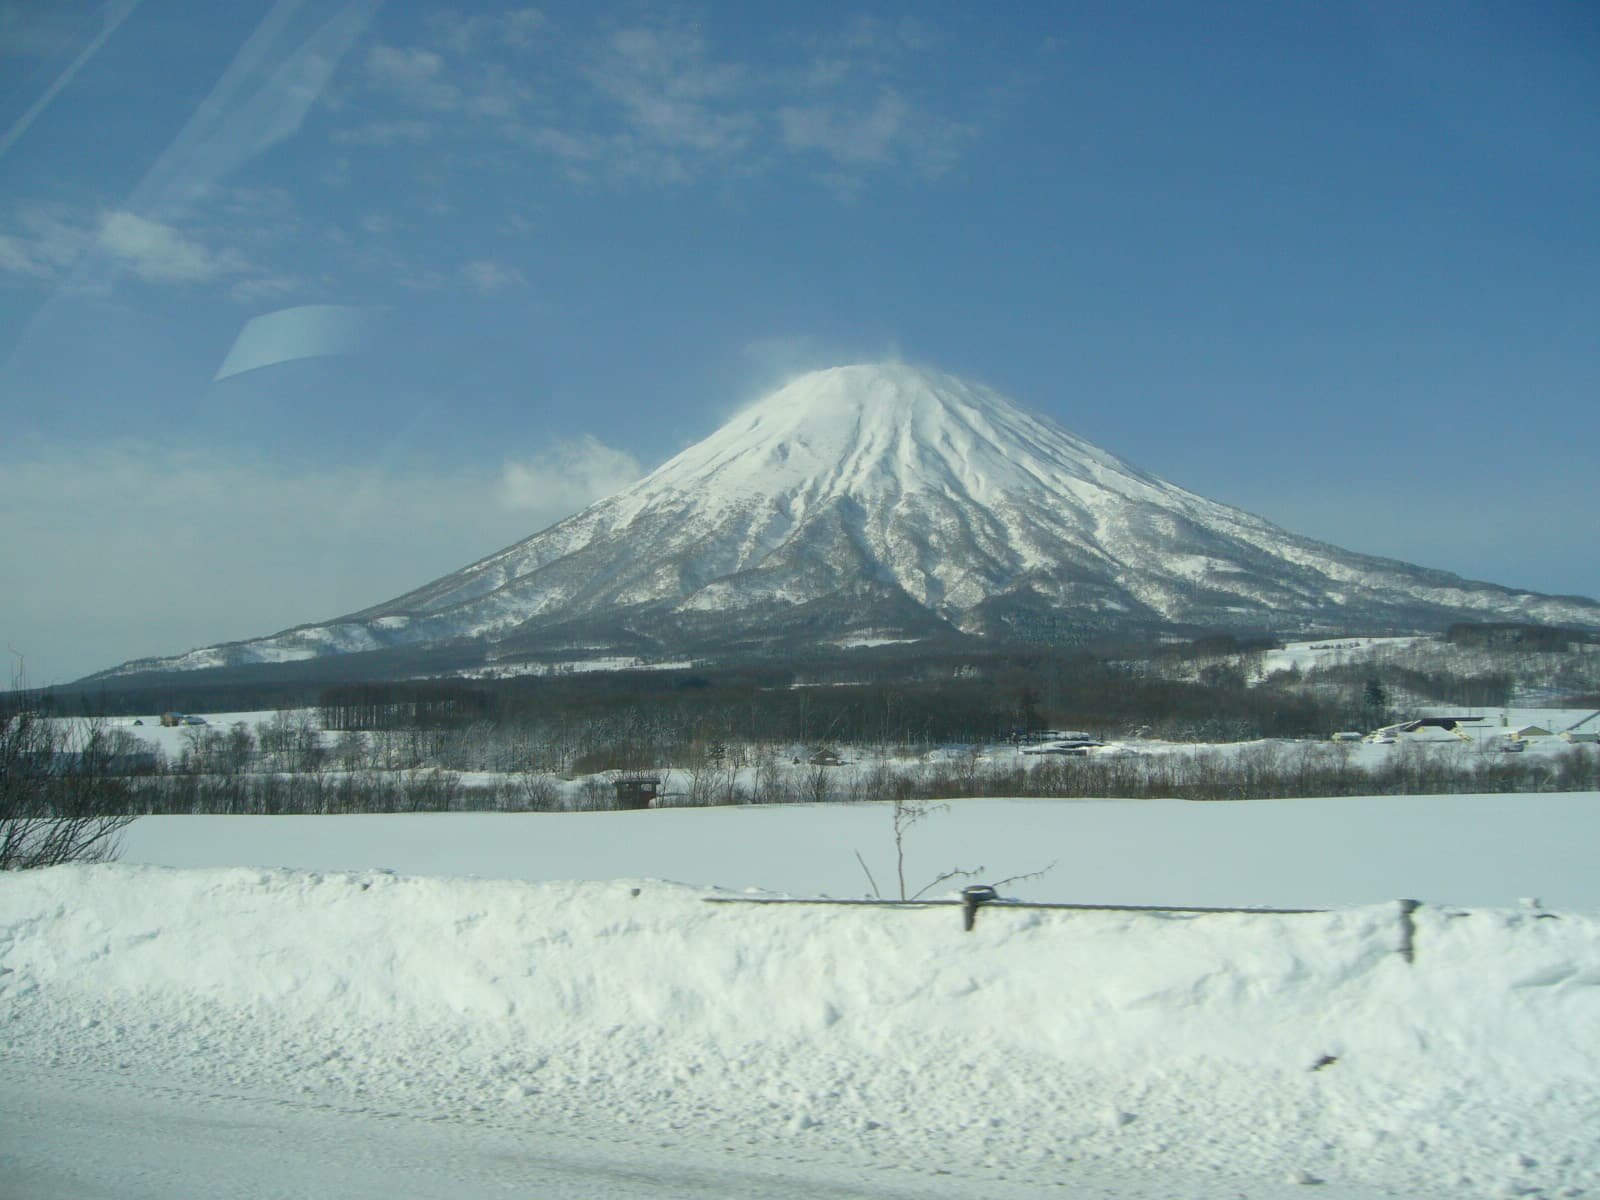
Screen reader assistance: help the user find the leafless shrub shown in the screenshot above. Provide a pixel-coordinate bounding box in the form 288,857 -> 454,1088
855,794 -> 1055,901
574,773 -> 618,811
0,708 -> 134,870
513,771 -> 564,811
749,750 -> 791,805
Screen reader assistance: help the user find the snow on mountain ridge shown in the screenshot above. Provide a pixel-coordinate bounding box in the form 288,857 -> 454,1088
94,363 -> 1600,678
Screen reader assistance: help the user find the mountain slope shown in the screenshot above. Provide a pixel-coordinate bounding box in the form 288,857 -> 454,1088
96,364 -> 1600,677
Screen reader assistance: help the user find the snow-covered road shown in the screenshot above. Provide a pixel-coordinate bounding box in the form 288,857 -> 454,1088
2,1063 -> 988,1200
0,1062 -> 1415,1200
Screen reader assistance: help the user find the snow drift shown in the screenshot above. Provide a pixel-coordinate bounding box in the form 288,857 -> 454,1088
3,864 -> 1597,1198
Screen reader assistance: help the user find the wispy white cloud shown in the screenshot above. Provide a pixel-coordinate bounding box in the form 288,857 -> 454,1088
365,44 -> 461,110
338,43 -> 527,143
735,333 -> 904,408
397,265 -> 448,291
481,68 -> 534,119
780,89 -> 910,165
331,118 -> 435,145
206,184 -> 299,226
799,14 -> 939,75
513,124 -> 599,161
0,205 -> 87,280
336,12 -> 981,195
1,196 -> 316,303
780,18 -> 975,181
461,258 -> 525,294
585,25 -> 755,158
0,232 -> 58,279
497,435 -> 642,512
4,138 -> 508,304
0,206 -> 257,287
1,436 -> 642,684
427,7 -> 546,55
495,7 -> 546,50
740,334 -> 838,383
96,210 -> 247,284
359,212 -> 402,235
227,273 -> 309,305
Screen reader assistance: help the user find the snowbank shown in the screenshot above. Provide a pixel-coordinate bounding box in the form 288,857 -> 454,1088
3,864 -> 1598,1198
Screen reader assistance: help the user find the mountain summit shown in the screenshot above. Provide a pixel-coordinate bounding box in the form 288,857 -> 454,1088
100,363 -> 1600,678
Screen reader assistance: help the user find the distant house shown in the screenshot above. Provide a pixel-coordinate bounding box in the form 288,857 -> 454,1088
612,776 -> 662,810
1022,732 -> 1105,757
1367,718 -> 1479,743
1011,728 -> 1097,746
160,712 -> 184,727
1562,730 -> 1599,744
808,748 -> 843,766
1509,725 -> 1552,740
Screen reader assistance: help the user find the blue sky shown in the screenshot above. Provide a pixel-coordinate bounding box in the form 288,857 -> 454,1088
3,0 -> 1597,684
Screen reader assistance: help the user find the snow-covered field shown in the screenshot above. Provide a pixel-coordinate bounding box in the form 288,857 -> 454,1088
1256,636 -> 1424,677
116,792 -> 1600,909
4,791 -> 1600,1198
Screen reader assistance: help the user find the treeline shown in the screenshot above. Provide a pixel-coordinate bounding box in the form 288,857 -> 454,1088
1298,661 -> 1516,710
299,643 -> 1385,747
37,623 -> 1600,749
1445,622 -> 1596,652
103,738 -> 1600,815
26,625 -> 1600,779
33,635 -> 1363,741
319,683 -> 496,731
1295,633 -> 1600,710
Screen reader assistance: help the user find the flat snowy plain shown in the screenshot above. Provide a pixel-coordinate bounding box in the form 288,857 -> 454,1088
5,743 -> 1599,1196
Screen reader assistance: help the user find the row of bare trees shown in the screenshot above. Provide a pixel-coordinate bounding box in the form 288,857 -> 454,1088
7,714 -> 1595,827
99,736 -> 1598,815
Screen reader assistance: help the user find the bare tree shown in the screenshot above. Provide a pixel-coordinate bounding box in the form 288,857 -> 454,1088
511,768 -> 562,811
856,794 -> 1053,901
1,700 -> 135,870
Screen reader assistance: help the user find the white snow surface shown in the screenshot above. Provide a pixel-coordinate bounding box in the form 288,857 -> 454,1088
117,792 -> 1600,911
1258,637 -> 1426,677
3,853 -> 1598,1199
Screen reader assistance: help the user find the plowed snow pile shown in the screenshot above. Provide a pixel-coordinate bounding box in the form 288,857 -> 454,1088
3,864 -> 1597,1198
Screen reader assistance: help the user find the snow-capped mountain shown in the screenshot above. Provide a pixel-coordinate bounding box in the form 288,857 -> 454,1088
98,363 -> 1600,678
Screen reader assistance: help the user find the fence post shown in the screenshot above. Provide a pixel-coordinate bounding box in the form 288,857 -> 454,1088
1397,898 -> 1420,963
961,885 -> 998,932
